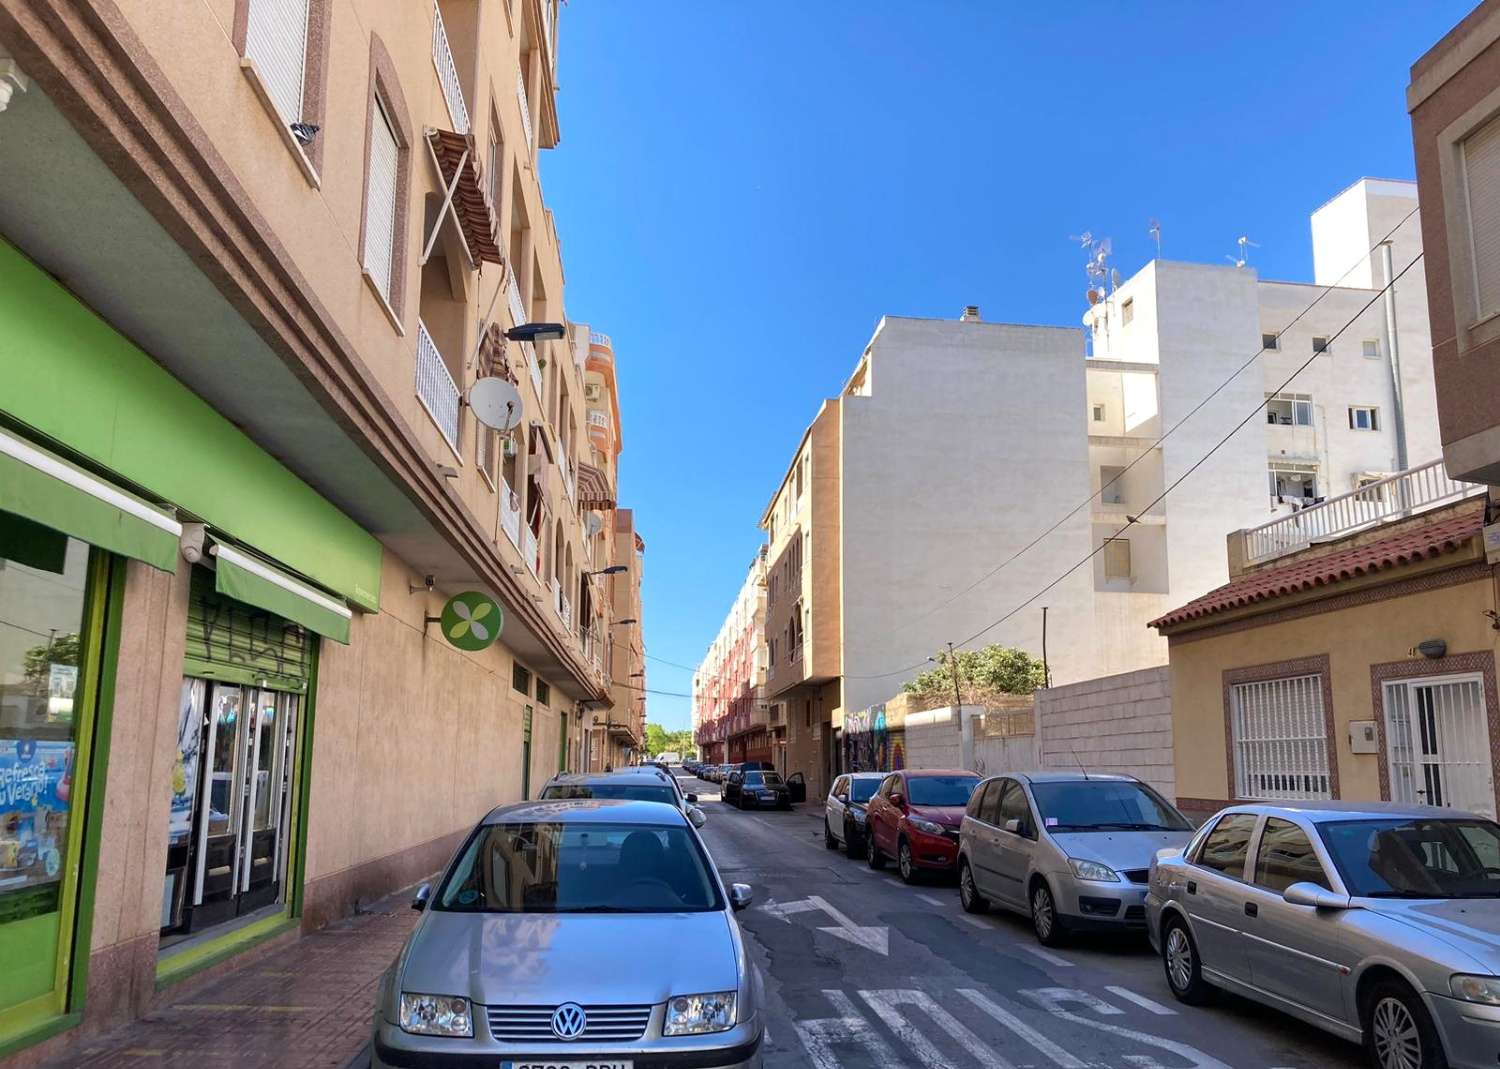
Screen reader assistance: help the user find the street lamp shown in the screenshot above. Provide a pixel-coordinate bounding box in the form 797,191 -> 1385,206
613,618 -> 637,626
504,322 -> 566,343
587,566 -> 628,577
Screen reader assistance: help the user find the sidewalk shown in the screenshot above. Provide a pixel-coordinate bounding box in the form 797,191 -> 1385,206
54,888 -> 422,1069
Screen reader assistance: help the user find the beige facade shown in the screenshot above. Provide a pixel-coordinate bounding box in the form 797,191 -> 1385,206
0,0 -> 642,1060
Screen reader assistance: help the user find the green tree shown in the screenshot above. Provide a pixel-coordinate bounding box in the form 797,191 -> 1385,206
644,722 -> 672,756
901,644 -> 1046,707
21,632 -> 80,696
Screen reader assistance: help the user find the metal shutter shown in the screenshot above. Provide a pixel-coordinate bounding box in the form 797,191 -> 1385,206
244,0 -> 310,127
363,97 -> 399,300
1463,114 -> 1500,320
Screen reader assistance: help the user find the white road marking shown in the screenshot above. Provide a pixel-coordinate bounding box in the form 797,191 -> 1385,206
958,914 -> 990,929
957,988 -> 1087,1068
858,989 -> 1014,1068
794,990 -> 902,1069
762,894 -> 889,955
1106,985 -> 1177,1015
917,893 -> 946,907
1022,945 -> 1073,968
1023,988 -> 1231,1069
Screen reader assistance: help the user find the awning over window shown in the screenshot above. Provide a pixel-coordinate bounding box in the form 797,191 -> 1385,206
210,540 -> 352,644
0,426 -> 181,571
426,129 -> 502,265
576,462 -> 615,510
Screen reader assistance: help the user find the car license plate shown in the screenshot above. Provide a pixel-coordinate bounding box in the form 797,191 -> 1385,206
503,1062 -> 633,1069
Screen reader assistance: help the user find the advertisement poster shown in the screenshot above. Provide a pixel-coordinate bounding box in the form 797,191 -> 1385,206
168,680 -> 204,847
47,662 -> 77,723
0,737 -> 73,892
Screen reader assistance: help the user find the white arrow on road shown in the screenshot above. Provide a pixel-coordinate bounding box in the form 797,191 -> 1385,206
761,894 -> 889,956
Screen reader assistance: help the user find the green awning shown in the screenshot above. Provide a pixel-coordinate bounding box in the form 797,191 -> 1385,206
211,541 -> 351,644
0,427 -> 180,571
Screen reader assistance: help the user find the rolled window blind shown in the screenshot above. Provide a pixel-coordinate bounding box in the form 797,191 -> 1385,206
363,97 -> 399,300
1462,114 -> 1500,320
245,0 -> 310,127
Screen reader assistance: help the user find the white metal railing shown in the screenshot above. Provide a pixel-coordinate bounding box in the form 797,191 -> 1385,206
541,0 -> 555,66
500,480 -> 522,547
507,274 -> 540,399
416,320 -> 461,452
559,450 -> 574,503
431,2 -> 469,134
516,69 -> 534,150
589,330 -> 612,349
561,592 -> 572,631
527,345 -> 544,400
522,525 -> 540,575
1244,459 -> 1484,563
587,410 -> 610,431
508,272 -> 527,327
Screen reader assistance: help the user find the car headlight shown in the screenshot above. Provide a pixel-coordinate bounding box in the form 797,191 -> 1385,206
1451,975 -> 1500,1005
1068,858 -> 1120,882
909,817 -> 945,836
399,993 -> 473,1037
664,991 -> 737,1035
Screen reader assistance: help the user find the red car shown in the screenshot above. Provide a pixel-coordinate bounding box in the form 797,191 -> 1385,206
865,769 -> 981,883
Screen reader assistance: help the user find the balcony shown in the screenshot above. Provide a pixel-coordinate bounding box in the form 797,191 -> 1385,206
416,320 -> 460,453
516,69 -> 534,151
1242,459 -> 1485,565
559,448 -> 575,503
551,576 -> 572,630
522,525 -> 540,575
500,479 -> 522,547
431,1 -> 469,134
507,275 -> 543,399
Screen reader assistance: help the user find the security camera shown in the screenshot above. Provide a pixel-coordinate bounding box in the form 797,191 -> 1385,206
180,522 -> 206,565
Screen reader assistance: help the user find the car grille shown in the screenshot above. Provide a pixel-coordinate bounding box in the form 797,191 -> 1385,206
1124,905 -> 1146,922
487,1004 -> 654,1042
1122,868 -> 1150,884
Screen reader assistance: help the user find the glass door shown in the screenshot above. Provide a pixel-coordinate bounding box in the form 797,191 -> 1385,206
191,686 -> 245,929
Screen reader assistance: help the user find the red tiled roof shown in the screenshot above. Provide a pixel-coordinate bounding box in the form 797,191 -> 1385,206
1150,508 -> 1484,631
427,129 -> 502,265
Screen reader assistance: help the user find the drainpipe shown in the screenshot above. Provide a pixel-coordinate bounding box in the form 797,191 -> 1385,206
1380,241 -> 1410,480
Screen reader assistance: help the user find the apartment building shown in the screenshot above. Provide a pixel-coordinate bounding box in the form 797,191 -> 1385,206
596,508 -> 647,770
0,1 -> 641,1059
718,179 -> 1440,801
1409,0 -> 1500,489
692,548 -> 768,765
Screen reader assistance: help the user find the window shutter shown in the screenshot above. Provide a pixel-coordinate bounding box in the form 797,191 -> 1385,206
1464,115 -> 1500,320
244,0 -> 310,126
363,98 -> 400,300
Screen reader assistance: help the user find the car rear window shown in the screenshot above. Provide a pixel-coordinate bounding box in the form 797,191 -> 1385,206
906,775 -> 979,806
849,778 -> 878,803
436,821 -> 721,913
540,783 -> 679,807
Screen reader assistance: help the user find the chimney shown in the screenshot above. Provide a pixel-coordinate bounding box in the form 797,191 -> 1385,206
960,305 -> 980,322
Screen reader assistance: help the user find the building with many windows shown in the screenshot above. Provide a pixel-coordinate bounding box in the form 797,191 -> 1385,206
692,548 -> 768,765
0,1 -> 641,1059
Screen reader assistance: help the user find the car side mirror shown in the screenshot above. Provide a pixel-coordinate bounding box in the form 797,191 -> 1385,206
1004,818 -> 1022,834
1282,881 -> 1352,910
729,883 -> 754,912
686,793 -> 699,804
411,882 -> 431,911
836,792 -> 849,803
890,792 -> 906,809
688,806 -> 707,829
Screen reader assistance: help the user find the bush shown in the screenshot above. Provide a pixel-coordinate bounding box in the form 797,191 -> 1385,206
901,645 -> 1046,707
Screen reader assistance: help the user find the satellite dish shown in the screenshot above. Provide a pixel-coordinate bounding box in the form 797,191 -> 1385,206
469,377 -> 523,432
585,513 -> 604,537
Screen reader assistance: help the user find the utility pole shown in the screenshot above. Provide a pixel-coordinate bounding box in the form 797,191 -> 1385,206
947,641 -> 963,710
1041,607 -> 1051,688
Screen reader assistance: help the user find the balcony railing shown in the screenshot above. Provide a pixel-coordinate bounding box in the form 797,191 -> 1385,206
516,69 -> 534,151
589,330 -> 612,349
431,2 -> 469,134
416,320 -> 461,452
559,449 -> 574,503
1244,459 -> 1484,564
506,275 -> 543,399
522,525 -> 540,575
500,480 -> 522,548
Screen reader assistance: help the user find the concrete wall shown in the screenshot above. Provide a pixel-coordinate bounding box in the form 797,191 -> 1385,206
1035,667 -> 1174,797
903,705 -> 1040,775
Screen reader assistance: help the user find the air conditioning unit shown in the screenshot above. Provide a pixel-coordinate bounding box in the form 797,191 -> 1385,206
584,383 -> 602,402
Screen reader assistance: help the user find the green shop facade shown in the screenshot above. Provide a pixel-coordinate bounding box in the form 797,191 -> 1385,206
0,238 -> 383,1056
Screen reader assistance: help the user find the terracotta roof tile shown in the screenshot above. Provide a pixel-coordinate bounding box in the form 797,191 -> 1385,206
1150,508 -> 1483,631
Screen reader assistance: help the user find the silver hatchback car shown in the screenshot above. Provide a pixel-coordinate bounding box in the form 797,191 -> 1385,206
957,772 -> 1194,945
1148,801 -> 1500,1069
373,799 -> 763,1069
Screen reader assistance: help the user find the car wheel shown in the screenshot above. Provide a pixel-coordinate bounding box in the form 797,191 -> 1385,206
1161,915 -> 1215,1006
867,836 -> 886,869
1030,880 -> 1067,947
959,858 -> 989,914
1364,978 -> 1447,1069
898,838 -> 919,884
824,819 -> 839,850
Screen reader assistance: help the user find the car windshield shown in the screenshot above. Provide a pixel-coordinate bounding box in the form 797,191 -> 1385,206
1320,818 -> 1500,898
540,783 -> 679,807
906,776 -> 979,806
849,779 -> 879,803
1028,780 -> 1192,831
435,821 -> 721,913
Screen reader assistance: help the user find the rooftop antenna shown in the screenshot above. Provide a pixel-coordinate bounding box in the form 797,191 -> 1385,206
1227,235 -> 1260,269
1148,218 -> 1162,258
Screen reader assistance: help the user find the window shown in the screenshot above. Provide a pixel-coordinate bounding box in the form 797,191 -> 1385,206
997,780 -> 1034,836
1362,339 -> 1381,359
1099,465 -> 1125,506
1121,298 -> 1134,325
1194,813 -> 1258,878
1103,538 -> 1131,580
1262,332 -> 1280,351
879,775 -> 899,797
1253,818 -> 1329,893
1348,406 -> 1379,431
768,637 -> 776,666
1461,115 -> 1500,321
1312,336 -> 1330,353
1269,464 -> 1317,502
1265,393 -> 1313,427
244,0 -> 310,126
967,780 -> 996,821
487,113 -> 504,211
535,679 -> 550,706
1092,403 -> 1106,423
1230,673 -> 1331,800
512,662 -> 532,695
362,96 -> 401,301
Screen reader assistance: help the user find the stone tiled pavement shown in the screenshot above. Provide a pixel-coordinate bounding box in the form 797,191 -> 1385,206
56,892 -> 420,1069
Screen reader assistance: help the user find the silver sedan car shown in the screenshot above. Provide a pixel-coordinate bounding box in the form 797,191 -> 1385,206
1147,801 -> 1500,1069
373,799 -> 763,1069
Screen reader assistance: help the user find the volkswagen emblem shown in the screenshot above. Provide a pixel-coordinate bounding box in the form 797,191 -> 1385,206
550,1002 -> 587,1040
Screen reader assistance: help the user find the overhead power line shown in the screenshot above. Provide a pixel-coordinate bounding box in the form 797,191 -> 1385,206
848,248 -> 1425,682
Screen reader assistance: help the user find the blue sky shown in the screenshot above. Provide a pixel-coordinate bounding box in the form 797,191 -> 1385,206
543,2 -> 1470,731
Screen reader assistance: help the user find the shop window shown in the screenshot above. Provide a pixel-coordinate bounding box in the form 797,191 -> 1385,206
535,679 -> 550,707
513,662 -> 532,695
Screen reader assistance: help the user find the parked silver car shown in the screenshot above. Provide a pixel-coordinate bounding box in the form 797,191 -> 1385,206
373,799 -> 763,1068
1148,801 -> 1500,1069
957,772 -> 1194,945
824,772 -> 885,858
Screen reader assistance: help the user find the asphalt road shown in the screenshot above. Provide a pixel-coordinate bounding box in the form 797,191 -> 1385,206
682,772 -> 1365,1069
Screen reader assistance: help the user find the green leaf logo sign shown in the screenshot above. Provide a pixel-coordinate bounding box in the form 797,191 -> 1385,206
440,591 -> 504,652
